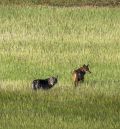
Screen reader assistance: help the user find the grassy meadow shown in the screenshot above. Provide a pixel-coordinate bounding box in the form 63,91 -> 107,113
0,5 -> 120,129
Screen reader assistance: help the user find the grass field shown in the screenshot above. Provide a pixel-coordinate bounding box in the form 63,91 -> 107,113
0,5 -> 120,129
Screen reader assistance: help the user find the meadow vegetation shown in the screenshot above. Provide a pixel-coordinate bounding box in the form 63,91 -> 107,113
0,4 -> 120,129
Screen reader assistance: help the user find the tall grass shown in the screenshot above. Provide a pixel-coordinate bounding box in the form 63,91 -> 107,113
0,5 -> 120,129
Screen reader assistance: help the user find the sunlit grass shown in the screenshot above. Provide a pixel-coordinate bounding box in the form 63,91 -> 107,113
0,5 -> 120,129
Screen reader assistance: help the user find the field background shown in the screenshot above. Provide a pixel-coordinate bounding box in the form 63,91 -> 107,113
0,2 -> 120,129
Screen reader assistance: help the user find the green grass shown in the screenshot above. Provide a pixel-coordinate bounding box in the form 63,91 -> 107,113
0,89 -> 120,129
0,5 -> 120,129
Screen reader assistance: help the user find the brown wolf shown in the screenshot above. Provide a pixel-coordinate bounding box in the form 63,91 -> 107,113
72,64 -> 91,87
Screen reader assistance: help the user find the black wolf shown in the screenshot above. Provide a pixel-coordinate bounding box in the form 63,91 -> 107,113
32,76 -> 58,90
72,64 -> 91,87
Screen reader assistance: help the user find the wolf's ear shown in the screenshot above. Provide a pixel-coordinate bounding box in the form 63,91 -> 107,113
83,64 -> 86,67
56,75 -> 58,79
87,64 -> 89,67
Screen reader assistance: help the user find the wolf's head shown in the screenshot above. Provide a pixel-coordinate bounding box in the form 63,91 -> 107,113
82,64 -> 91,73
48,76 -> 58,86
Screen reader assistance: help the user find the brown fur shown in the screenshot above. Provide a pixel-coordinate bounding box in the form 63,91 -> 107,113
72,64 -> 91,87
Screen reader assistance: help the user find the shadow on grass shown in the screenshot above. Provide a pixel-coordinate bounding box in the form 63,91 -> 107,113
0,0 -> 120,7
0,88 -> 120,122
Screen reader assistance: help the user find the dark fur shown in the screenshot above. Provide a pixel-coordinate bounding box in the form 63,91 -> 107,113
72,64 -> 91,87
32,76 -> 58,90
